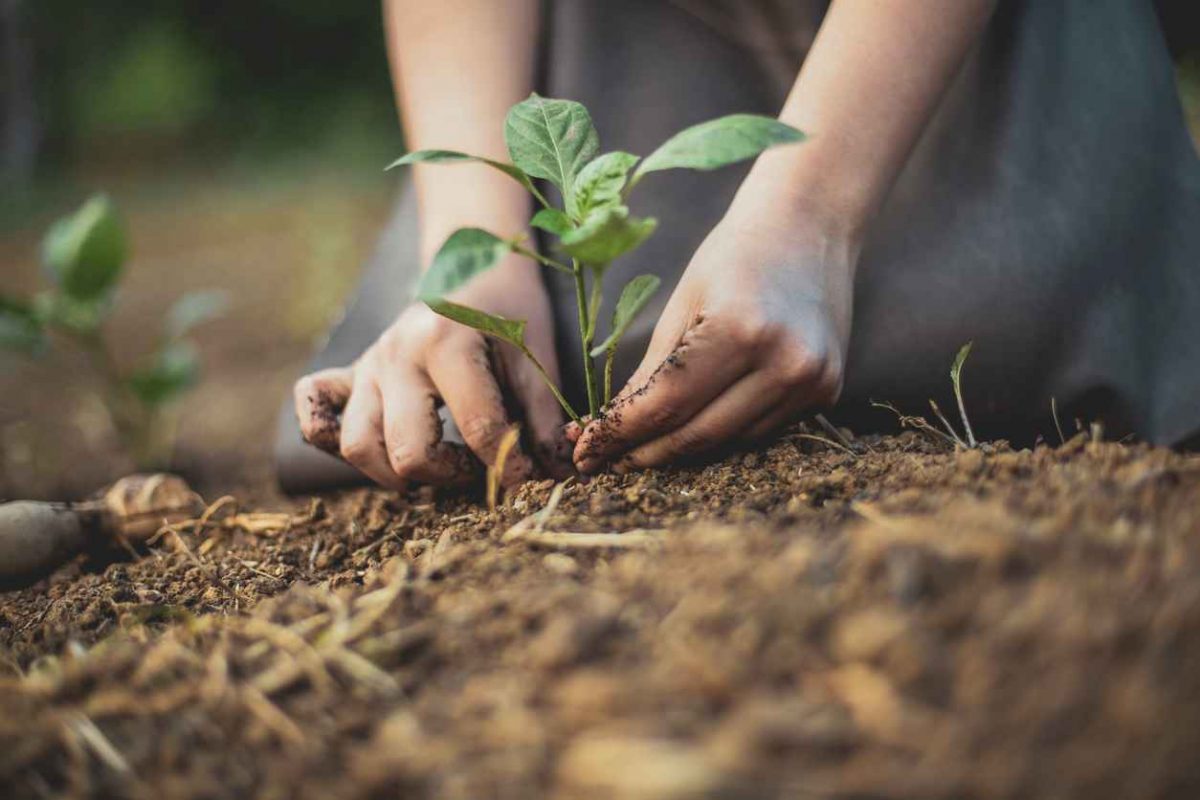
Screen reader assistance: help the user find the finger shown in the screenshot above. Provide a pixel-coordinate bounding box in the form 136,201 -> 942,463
426,337 -> 534,485
339,371 -> 406,490
377,362 -> 477,486
573,316 -> 753,472
739,398 -> 806,442
614,371 -> 788,472
740,356 -> 843,442
294,367 -> 353,454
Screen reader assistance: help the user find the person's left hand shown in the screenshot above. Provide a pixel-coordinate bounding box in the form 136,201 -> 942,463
568,197 -> 860,474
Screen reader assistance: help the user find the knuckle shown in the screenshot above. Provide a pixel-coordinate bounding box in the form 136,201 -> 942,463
775,353 -> 827,389
387,445 -> 425,481
292,376 -> 315,403
650,404 -> 681,430
339,436 -> 374,466
724,314 -> 778,349
457,415 -> 507,453
667,426 -> 710,456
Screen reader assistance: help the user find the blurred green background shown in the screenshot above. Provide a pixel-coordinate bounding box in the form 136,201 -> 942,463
0,1 -> 1198,500
1,0 -> 400,498
2,0 -> 398,223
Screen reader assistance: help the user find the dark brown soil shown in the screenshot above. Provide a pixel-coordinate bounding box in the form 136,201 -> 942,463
3,428 -> 1200,799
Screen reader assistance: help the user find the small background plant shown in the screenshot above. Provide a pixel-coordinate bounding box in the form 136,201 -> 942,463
0,195 -> 227,468
390,94 -> 805,421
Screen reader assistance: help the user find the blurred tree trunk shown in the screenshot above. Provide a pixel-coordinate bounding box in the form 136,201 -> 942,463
2,0 -> 39,188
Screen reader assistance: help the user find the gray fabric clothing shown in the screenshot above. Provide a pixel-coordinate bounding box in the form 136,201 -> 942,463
275,0 -> 1200,493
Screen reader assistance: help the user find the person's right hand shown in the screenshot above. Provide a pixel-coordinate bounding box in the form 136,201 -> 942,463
293,255 -> 568,491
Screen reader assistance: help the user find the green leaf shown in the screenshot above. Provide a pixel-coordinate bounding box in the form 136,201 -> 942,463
33,290 -> 109,333
569,151 -> 638,219
165,289 -> 229,339
950,340 -> 973,385
530,208 -> 573,237
504,94 -> 599,208
42,195 -> 127,302
417,228 -> 512,301
560,206 -> 657,265
0,294 -> 45,354
633,114 -> 805,183
424,299 -> 527,351
125,340 -> 199,407
590,275 -> 661,356
387,149 -> 543,200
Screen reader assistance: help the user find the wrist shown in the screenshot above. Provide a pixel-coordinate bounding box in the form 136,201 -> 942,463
416,166 -> 533,267
735,141 -> 878,246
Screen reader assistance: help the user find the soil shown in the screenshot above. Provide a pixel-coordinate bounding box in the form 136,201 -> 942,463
3,427 -> 1200,799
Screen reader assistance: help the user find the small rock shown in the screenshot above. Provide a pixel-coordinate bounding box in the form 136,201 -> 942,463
831,608 -> 910,664
956,448 -> 985,475
557,733 -> 723,800
542,553 -> 579,576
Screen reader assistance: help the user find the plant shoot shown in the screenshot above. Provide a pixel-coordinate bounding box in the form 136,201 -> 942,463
389,94 -> 805,420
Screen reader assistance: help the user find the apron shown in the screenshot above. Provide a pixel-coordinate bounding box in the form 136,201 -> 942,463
275,0 -> 1200,492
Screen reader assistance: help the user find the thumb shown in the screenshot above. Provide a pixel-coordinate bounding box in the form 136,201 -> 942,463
608,285 -> 695,409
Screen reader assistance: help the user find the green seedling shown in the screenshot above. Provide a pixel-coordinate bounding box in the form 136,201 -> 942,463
0,195 -> 227,467
949,341 -> 976,448
871,341 -> 979,450
389,94 -> 805,420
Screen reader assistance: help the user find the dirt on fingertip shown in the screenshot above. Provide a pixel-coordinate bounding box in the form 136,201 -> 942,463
3,426 -> 1200,799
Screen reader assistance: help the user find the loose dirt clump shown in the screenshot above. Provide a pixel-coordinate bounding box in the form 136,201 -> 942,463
3,429 -> 1200,799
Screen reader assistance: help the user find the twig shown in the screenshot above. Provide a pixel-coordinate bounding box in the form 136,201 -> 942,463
928,400 -> 967,449
535,478 -> 574,532
238,560 -> 283,583
794,434 -> 858,459
813,413 -> 859,452
65,713 -> 129,774
239,685 -> 307,747
352,510 -> 411,557
503,515 -> 665,549
1050,396 -> 1066,445
870,400 -> 958,448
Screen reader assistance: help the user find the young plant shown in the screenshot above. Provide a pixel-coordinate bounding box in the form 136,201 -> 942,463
0,195 -> 227,467
389,94 -> 805,421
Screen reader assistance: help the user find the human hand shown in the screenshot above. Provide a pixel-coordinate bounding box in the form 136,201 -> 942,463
569,197 -> 859,474
294,256 -> 569,490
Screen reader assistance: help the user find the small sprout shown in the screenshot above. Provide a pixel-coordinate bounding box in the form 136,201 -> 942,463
929,399 -> 967,449
871,343 -> 981,452
486,425 -> 522,511
1050,396 -> 1066,445
950,341 -> 976,448
1,195 -> 225,467
391,94 -> 805,421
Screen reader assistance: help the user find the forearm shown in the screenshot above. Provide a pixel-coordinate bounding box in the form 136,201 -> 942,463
742,0 -> 998,240
384,0 -> 539,265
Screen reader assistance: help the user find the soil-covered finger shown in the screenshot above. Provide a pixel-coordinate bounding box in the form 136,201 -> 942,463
377,364 -> 478,486
574,316 -> 751,472
293,367 -> 353,454
426,336 -> 534,486
338,375 -> 406,491
614,372 -> 788,472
